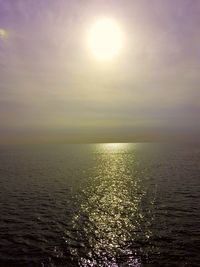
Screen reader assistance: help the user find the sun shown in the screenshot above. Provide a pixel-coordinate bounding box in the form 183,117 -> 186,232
87,18 -> 123,61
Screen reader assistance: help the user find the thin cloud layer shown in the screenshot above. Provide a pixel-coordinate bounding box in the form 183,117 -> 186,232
0,0 -> 200,143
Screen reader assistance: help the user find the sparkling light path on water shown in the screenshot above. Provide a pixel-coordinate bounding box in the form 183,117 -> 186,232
66,143 -> 152,266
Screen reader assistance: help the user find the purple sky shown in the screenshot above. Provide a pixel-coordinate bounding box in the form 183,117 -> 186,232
0,0 -> 200,143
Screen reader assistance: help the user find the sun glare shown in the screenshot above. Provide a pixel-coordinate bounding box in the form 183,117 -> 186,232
87,18 -> 123,61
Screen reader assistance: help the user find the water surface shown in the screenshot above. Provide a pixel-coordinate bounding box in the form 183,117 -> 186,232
0,143 -> 200,266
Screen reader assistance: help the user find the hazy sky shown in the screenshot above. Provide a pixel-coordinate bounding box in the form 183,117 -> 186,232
0,0 -> 200,143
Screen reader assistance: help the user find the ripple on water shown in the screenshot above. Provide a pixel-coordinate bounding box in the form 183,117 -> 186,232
0,143 -> 200,266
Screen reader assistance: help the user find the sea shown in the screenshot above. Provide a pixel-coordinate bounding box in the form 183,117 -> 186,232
0,143 -> 200,267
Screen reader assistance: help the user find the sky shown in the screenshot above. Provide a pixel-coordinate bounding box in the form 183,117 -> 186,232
0,0 -> 200,143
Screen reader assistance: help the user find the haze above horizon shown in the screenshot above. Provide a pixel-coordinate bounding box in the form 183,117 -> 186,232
0,0 -> 200,144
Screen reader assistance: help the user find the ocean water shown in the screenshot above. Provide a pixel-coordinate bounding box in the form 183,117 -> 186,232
0,143 -> 200,267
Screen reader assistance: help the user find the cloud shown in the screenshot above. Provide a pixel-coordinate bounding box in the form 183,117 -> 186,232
0,0 -> 200,143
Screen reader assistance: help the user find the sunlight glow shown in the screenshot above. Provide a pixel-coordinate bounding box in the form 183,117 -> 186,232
0,28 -> 8,39
87,18 -> 123,61
101,143 -> 129,151
104,143 -> 125,149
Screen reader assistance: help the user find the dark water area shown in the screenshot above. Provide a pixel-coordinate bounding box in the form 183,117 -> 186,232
0,143 -> 200,267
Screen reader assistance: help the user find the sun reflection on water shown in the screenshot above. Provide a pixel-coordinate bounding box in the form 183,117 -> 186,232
96,143 -> 132,153
101,143 -> 128,149
66,143 -> 152,266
